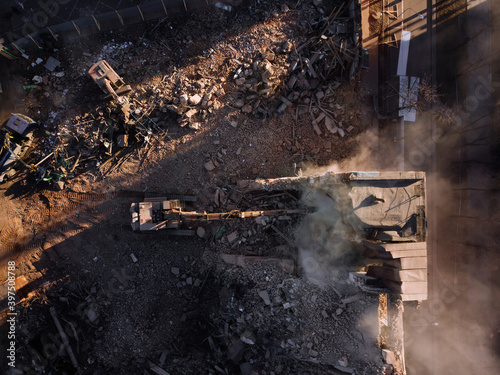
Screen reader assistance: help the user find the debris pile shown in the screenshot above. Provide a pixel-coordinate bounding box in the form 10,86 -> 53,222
163,74 -> 226,130
3,1 -> 366,191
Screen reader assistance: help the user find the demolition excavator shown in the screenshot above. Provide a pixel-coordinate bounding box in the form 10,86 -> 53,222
130,196 -> 312,235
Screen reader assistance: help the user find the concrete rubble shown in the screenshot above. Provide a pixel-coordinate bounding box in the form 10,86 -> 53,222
0,2 -> 417,375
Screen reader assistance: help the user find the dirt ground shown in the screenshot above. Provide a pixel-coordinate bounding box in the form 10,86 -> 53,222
0,1 -> 391,374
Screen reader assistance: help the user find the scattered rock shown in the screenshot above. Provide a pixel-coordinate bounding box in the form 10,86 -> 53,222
196,227 -> 206,238
227,231 -> 238,244
171,267 -> 180,276
189,122 -> 201,130
241,104 -> 253,114
338,356 -> 349,367
240,362 -> 253,375
204,160 -> 216,171
240,330 -> 256,345
189,94 -> 202,105
86,304 -> 99,323
179,94 -> 188,105
258,290 -> 271,305
255,216 -> 267,225
227,339 -> 245,363
184,108 -> 197,118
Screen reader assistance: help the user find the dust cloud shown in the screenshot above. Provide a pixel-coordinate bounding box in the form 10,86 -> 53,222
295,186 -> 362,286
292,116 -> 499,374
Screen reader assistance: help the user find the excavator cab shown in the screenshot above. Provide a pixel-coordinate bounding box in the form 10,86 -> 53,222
88,60 -> 132,99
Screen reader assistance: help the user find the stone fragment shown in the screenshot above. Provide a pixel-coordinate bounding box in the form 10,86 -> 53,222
196,227 -> 206,238
184,109 -> 197,118
189,94 -> 202,105
382,349 -> 396,365
338,356 -> 349,367
227,339 -> 245,363
204,160 -> 216,171
171,267 -> 180,275
189,122 -> 201,130
179,94 -> 188,105
240,330 -> 256,345
240,363 -> 253,375
258,290 -> 271,305
227,231 -> 238,244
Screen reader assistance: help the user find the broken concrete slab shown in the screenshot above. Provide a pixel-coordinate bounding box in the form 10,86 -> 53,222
383,257 -> 427,269
401,293 -> 428,301
196,227 -> 206,238
309,349 -> 319,357
258,290 -> 271,305
189,94 -> 202,105
184,108 -> 197,118
367,266 -> 427,282
240,330 -> 256,345
227,339 -> 245,363
341,294 -> 361,305
382,349 -> 396,365
159,350 -> 168,367
382,279 -> 427,295
227,231 -> 238,244
149,361 -> 171,375
240,362 -> 253,375
204,160 -> 216,171
188,122 -> 201,130
44,56 -> 60,72
86,304 -> 99,323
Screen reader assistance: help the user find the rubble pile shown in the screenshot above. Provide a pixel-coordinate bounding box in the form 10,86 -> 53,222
4,1 -> 364,191
184,263 -> 383,375
0,2 -> 389,375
